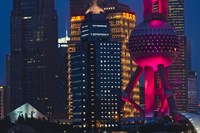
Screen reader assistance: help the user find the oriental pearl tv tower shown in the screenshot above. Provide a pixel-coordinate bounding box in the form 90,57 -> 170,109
122,0 -> 180,120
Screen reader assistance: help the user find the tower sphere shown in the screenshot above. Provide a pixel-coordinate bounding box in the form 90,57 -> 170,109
128,17 -> 180,70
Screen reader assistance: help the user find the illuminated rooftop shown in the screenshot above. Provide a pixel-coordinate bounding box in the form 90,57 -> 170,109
85,0 -> 104,14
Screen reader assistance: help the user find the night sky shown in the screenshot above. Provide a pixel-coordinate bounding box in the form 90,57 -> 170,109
1,0 -> 200,88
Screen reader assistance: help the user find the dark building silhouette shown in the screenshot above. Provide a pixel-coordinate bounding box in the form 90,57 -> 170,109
54,40 -> 69,118
10,0 -> 58,117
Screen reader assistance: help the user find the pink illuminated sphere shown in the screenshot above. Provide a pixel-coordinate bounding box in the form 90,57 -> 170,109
128,18 -> 180,70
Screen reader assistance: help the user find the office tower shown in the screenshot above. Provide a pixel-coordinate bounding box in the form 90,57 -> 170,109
187,71 -> 198,113
10,0 -> 58,117
53,39 -> 69,118
154,0 -> 188,112
0,86 -> 4,119
71,2 -> 121,132
69,0 -> 139,118
107,11 -> 139,118
5,55 -> 11,115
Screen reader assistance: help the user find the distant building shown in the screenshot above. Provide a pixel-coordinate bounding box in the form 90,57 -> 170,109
154,0 -> 189,112
10,0 -> 58,118
187,71 -> 198,113
0,86 -> 4,119
71,2 -> 121,132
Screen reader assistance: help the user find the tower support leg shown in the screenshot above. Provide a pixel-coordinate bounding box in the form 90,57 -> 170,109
121,66 -> 143,113
157,64 -> 177,120
158,68 -> 170,117
144,66 -> 155,117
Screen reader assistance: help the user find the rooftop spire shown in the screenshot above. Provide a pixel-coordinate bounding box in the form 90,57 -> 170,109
85,0 -> 104,14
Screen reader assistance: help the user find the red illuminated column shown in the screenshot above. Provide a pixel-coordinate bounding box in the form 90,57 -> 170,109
125,66 -> 143,97
159,68 -> 170,116
158,64 -> 177,119
158,0 -> 168,19
144,66 -> 155,117
121,66 -> 143,112
144,0 -> 153,21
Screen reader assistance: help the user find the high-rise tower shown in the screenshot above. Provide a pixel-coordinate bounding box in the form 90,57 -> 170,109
154,0 -> 188,112
10,0 -> 58,117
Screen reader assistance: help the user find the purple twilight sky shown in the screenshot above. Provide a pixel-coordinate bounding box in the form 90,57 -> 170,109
1,0 -> 200,89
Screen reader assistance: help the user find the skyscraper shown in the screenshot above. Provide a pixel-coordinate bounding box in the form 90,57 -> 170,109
71,2 -> 121,132
10,0 -> 58,117
69,0 -> 139,119
188,71 -> 198,113
168,0 -> 188,113
155,0 -> 188,112
53,39 -> 69,118
107,11 -> 139,118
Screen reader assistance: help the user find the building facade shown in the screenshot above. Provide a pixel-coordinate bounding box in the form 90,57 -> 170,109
187,71 -> 198,113
10,0 -> 58,117
71,5 -> 121,132
168,0 -> 189,113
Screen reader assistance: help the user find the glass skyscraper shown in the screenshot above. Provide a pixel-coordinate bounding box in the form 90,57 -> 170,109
10,0 -> 58,117
167,0 -> 188,112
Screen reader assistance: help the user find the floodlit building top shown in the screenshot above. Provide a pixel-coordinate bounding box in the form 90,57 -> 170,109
85,0 -> 104,14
